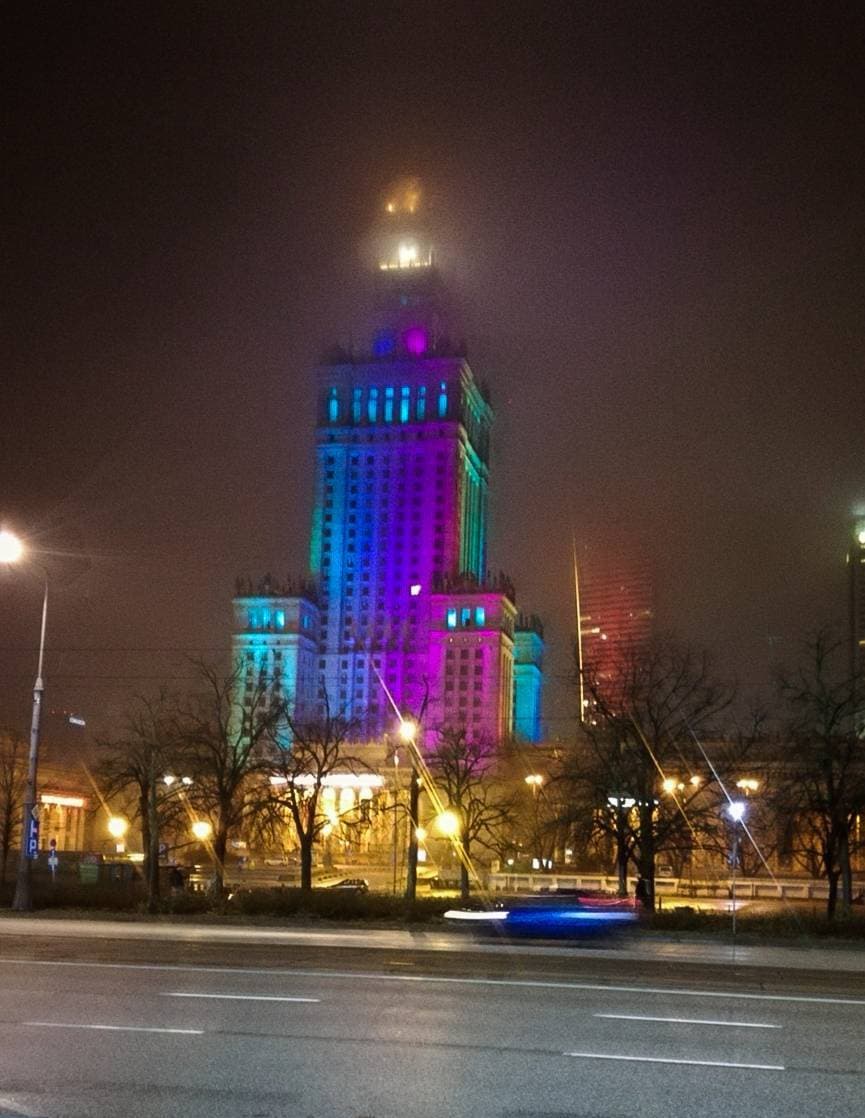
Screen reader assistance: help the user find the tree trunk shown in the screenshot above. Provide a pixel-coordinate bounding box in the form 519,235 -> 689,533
839,828 -> 853,915
300,833 -> 314,891
824,833 -> 840,920
637,801 -> 656,911
826,870 -> 839,919
615,808 -> 628,897
210,822 -> 228,898
146,776 -> 160,913
404,769 -> 420,902
459,833 -> 470,901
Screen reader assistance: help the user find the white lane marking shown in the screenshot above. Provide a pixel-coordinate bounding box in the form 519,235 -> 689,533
3,957 -> 865,1007
24,1021 -> 203,1035
594,1013 -> 781,1029
565,1051 -> 785,1071
163,992 -> 320,1003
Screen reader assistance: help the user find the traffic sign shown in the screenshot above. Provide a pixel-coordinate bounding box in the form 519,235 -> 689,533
27,815 -> 40,859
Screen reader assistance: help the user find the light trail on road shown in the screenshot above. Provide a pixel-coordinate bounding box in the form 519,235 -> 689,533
594,1013 -> 782,1028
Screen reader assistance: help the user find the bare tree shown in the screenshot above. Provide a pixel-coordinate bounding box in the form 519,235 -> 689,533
0,729 -> 26,885
571,636 -> 733,908
264,701 -> 360,892
95,693 -> 184,911
177,662 -> 282,897
776,631 -> 865,918
427,728 -> 516,901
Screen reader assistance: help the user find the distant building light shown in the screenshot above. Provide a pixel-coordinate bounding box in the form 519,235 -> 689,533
270,773 -> 385,790
410,583 -> 422,596
736,778 -> 760,793
68,715 -> 86,727
40,793 -> 85,809
398,242 -> 418,267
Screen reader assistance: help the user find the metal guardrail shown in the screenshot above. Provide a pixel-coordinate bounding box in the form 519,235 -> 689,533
487,872 -> 864,901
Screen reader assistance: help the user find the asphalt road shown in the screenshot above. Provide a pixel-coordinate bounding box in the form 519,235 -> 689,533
0,923 -> 863,1118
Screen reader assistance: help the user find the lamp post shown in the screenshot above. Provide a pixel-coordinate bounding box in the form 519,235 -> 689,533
398,717 -> 421,902
0,530 -> 48,913
391,747 -> 400,895
726,799 -> 747,953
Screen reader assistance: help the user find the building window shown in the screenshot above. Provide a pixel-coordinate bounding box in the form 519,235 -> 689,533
438,381 -> 448,418
446,608 -> 457,629
474,606 -> 486,626
247,609 -> 259,629
460,606 -> 472,626
416,385 -> 426,420
352,387 -> 363,423
400,385 -> 410,423
368,387 -> 379,423
384,386 -> 395,423
275,610 -> 286,629
328,387 -> 340,423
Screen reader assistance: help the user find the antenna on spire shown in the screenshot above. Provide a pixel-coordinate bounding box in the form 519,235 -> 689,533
572,529 -> 586,724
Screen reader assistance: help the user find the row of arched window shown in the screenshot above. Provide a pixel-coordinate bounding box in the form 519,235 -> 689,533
327,382 -> 449,425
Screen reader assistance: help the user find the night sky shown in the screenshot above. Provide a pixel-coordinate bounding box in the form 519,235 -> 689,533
2,3 -> 863,744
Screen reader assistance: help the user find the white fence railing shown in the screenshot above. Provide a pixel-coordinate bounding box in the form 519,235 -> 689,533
487,872 -> 864,901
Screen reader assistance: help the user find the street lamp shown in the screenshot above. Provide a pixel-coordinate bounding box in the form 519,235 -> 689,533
107,816 -> 129,854
1,529 -> 48,912
434,810 -> 460,837
397,715 -> 423,902
191,820 -> 213,842
725,799 -> 748,946
398,718 -> 417,744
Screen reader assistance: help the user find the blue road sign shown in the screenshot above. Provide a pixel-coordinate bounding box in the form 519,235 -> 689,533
27,815 -> 40,859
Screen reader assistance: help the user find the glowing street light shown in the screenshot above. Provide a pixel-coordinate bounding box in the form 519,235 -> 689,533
398,718 -> 418,743
191,820 -> 213,842
434,810 -> 460,837
725,799 -> 748,944
107,815 -> 129,855
0,529 -> 24,564
107,816 -> 129,839
735,778 -> 760,794
524,773 -> 544,789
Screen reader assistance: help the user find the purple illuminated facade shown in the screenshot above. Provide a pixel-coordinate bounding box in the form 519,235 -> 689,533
234,188 -> 544,743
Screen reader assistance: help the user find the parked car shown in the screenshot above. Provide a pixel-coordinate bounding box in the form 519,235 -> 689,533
325,877 -> 369,894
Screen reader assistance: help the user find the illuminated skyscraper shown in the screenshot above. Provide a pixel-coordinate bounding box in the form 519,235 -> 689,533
577,548 -> 654,706
235,183 -> 544,743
